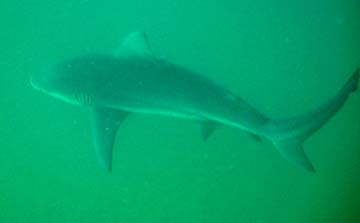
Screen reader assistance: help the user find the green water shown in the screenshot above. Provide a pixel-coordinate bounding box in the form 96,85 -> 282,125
1,0 -> 360,222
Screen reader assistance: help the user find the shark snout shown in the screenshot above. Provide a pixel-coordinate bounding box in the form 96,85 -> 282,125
30,76 -> 37,89
30,63 -> 58,92
30,73 -> 47,92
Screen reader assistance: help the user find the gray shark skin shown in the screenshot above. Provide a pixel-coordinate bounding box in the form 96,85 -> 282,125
31,32 -> 359,172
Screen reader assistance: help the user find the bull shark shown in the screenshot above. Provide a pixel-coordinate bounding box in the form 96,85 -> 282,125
31,32 -> 359,172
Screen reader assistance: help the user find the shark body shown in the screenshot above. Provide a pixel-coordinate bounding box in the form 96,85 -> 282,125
31,32 -> 359,172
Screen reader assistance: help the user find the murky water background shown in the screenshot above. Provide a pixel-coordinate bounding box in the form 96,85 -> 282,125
1,0 -> 359,222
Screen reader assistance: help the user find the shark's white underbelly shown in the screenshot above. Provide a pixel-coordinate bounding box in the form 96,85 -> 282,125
112,104 -> 203,121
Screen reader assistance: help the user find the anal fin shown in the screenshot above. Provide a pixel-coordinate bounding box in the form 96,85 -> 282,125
274,139 -> 315,172
246,132 -> 263,143
200,121 -> 219,141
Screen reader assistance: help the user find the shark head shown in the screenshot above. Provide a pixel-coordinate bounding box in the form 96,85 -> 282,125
31,57 -> 102,106
31,32 -> 155,108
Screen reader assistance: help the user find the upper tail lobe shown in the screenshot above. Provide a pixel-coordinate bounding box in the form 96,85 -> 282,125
267,68 -> 359,171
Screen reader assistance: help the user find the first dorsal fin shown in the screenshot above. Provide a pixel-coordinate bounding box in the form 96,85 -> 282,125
115,31 -> 154,58
90,107 -> 128,172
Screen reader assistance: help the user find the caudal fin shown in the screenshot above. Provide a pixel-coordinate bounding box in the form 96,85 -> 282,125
269,68 -> 359,171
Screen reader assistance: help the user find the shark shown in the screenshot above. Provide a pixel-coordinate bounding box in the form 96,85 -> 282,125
31,32 -> 359,172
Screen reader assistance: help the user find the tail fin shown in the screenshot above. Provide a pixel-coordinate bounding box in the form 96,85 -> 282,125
269,68 -> 359,171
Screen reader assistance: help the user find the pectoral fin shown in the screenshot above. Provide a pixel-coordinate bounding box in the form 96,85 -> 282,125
90,107 -> 128,172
